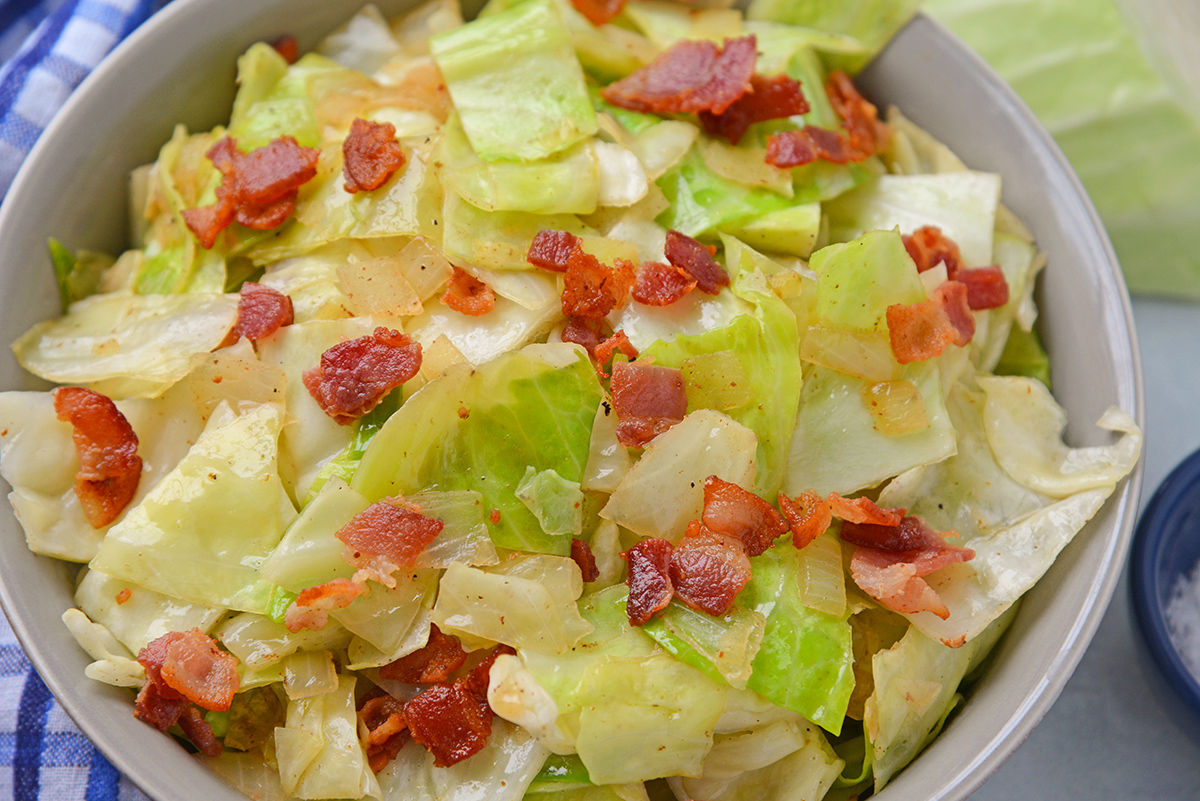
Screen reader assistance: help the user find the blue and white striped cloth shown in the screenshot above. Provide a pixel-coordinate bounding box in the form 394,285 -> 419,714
0,3 -> 166,797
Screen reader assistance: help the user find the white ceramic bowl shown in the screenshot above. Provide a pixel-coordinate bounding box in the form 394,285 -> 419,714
0,3 -> 1143,799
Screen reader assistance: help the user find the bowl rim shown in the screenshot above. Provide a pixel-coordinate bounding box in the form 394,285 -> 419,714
1130,447 -> 1200,720
0,2 -> 1146,800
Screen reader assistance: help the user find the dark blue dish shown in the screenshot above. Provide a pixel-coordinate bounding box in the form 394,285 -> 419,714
1131,447 -> 1200,736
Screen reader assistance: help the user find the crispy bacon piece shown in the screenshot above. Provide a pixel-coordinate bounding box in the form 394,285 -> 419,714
632,261 -> 696,306
271,35 -> 300,65
700,73 -> 810,144
441,266 -> 495,316
669,523 -> 753,616
955,266 -> 1009,310
610,361 -> 688,448
343,117 -> 406,193
460,644 -> 517,701
135,629 -> 239,754
593,330 -> 638,378
229,282 -> 293,343
562,251 -> 636,319
827,493 -> 905,527
903,226 -> 1009,310
379,624 -> 468,684
404,681 -> 493,767
571,0 -> 626,25
623,537 -> 675,625
157,629 -> 241,713
903,226 -> 963,275
841,515 -> 946,552
848,517 -> 974,620
358,687 -> 410,773
664,230 -> 728,295
601,36 -> 757,116
527,229 -> 583,272
766,70 -> 887,168
178,706 -> 223,758
303,327 -> 422,424
778,490 -> 832,550
571,538 -> 601,582
182,135 -> 319,248
283,577 -> 365,633
53,387 -> 142,528
701,476 -> 789,557
561,316 -> 604,356
886,281 -> 975,364
826,70 -> 889,160
337,497 -> 445,583
765,125 -> 852,168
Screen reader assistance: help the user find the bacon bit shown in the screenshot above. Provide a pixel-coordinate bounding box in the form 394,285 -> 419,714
571,538 -> 601,582
488,509 -> 502,525
571,0 -> 625,25
593,330 -> 638,378
848,518 -> 974,620
358,687 -> 410,773
632,261 -> 697,306
527,229 -> 582,272
270,35 -> 300,65
842,515 -> 949,552
303,327 -> 422,425
115,588 -> 132,605
623,538 -> 675,626
379,624 -> 468,684
601,36 -> 757,116
337,497 -> 445,582
441,266 -> 495,316
228,282 -> 293,344
571,0 -> 626,25
53,387 -> 142,529
664,230 -> 728,295
778,490 -> 832,550
903,226 -> 963,275
460,644 -> 517,702
610,361 -> 688,448
904,226 -> 1009,310
955,266 -> 1009,310
561,316 -> 604,357
669,522 -> 753,616
700,73 -> 811,145
343,117 -> 406,193
178,706 -> 223,758
283,577 -> 366,633
701,476 -> 789,557
886,281 -> 975,364
766,70 -> 887,168
827,493 -> 905,527
826,70 -> 889,162
404,681 -> 493,768
562,251 -> 636,319
157,629 -> 241,712
135,630 -> 239,751
182,135 -> 319,249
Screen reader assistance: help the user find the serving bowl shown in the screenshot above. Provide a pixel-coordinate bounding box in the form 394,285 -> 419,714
1130,446 -> 1200,740
0,1 -> 1144,799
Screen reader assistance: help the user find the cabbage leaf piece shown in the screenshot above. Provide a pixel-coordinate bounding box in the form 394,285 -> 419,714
90,401 -> 296,614
377,718 -> 550,801
877,382 -> 1140,646
11,291 -> 238,399
865,606 -> 1014,790
74,568 -> 225,655
746,0 -> 921,73
673,717 -> 844,801
274,675 -> 380,799
353,343 -> 603,555
430,0 -> 598,162
740,541 -> 855,735
642,254 -> 802,500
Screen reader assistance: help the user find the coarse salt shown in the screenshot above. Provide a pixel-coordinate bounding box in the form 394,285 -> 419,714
1166,559 -> 1200,681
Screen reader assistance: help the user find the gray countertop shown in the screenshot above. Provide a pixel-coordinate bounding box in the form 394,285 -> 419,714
972,297 -> 1200,800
